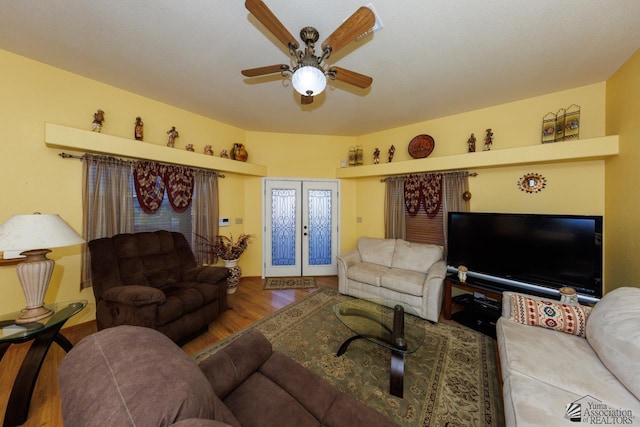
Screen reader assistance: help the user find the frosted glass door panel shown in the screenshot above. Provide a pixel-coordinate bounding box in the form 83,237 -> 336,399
271,189 -> 297,266
302,181 -> 338,276
307,190 -> 332,265
264,180 -> 302,277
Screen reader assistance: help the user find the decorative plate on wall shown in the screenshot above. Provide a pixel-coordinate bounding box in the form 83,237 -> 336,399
408,134 -> 435,158
518,173 -> 547,193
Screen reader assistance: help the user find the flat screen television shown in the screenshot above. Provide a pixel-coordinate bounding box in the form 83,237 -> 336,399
446,212 -> 603,302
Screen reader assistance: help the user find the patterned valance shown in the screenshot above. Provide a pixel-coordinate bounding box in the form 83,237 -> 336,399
165,165 -> 194,213
133,161 -> 194,214
403,173 -> 443,218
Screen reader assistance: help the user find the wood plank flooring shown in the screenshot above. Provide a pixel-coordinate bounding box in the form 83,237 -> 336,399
0,276 -> 337,427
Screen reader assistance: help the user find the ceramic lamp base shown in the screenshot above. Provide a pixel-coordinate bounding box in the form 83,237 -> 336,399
14,249 -> 54,324
15,305 -> 53,324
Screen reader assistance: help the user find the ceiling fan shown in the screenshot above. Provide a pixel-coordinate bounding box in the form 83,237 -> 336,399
241,0 -> 375,105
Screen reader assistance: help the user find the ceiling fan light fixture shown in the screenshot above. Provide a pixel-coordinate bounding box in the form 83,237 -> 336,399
292,65 -> 326,96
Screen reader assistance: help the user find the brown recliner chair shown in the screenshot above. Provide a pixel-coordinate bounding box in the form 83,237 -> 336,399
88,230 -> 230,343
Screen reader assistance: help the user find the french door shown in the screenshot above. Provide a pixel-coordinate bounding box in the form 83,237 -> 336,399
263,179 -> 339,277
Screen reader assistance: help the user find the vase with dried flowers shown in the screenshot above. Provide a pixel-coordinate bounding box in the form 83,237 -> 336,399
199,234 -> 254,294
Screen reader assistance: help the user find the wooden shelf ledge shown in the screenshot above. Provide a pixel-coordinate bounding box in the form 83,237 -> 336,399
336,136 -> 619,178
44,122 -> 268,177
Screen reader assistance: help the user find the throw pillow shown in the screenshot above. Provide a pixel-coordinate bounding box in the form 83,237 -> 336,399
509,294 -> 591,337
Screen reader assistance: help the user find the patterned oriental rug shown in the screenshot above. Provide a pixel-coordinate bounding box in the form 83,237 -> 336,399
263,277 -> 317,290
194,287 -> 505,427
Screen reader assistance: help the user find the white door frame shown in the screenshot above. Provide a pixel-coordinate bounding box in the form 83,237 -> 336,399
262,178 -> 340,278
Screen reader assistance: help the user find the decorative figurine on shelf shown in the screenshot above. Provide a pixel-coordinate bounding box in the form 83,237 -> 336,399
220,149 -> 229,159
373,148 -> 380,164
91,109 -> 105,132
388,145 -> 395,163
457,265 -> 468,283
356,145 -> 364,166
204,145 -> 214,155
185,144 -> 194,152
467,133 -> 476,152
348,147 -> 356,166
231,143 -> 248,162
559,286 -> 579,305
134,116 -> 144,141
483,128 -> 493,151
166,126 -> 179,147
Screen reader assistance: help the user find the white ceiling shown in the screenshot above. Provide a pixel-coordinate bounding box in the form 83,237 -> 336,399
1,1 -> 639,136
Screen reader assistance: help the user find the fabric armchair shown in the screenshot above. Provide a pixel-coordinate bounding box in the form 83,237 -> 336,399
59,325 -> 398,427
88,230 -> 230,343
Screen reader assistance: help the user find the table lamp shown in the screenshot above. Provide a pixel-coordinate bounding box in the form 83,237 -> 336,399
0,213 -> 85,324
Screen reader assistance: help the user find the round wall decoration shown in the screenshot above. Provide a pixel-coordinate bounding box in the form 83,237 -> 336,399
518,173 -> 547,193
408,134 -> 435,158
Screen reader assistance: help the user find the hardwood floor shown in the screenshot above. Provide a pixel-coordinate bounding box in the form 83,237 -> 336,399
0,276 -> 338,427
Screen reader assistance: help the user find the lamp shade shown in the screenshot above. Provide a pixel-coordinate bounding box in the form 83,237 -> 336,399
292,65 -> 327,96
0,214 -> 85,252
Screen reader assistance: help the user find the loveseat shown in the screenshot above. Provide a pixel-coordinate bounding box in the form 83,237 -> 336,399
58,325 -> 398,427
88,230 -> 230,343
496,288 -> 640,426
337,237 -> 446,322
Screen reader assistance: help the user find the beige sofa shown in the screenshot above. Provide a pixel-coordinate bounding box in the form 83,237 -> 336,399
336,237 -> 446,322
497,288 -> 640,426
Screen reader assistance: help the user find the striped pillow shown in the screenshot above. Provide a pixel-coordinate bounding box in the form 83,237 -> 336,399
510,294 -> 591,337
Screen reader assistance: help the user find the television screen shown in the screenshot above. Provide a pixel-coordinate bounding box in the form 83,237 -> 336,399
447,212 -> 603,298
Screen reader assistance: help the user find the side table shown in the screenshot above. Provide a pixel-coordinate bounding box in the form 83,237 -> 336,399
0,300 -> 87,427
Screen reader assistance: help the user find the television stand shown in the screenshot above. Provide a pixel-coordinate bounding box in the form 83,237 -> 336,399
444,276 -> 503,338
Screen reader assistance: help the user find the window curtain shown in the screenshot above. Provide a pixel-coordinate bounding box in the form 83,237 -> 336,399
133,161 -> 165,214
442,171 -> 470,253
133,161 -> 195,214
404,173 -> 443,218
384,176 -> 406,239
165,165 -> 194,213
192,169 -> 219,265
81,154 -> 134,289
384,171 -> 470,244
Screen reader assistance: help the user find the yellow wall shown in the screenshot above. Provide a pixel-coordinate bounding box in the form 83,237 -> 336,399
349,84 -> 607,249
605,49 -> 640,291
0,50 -> 246,324
0,46 -> 619,326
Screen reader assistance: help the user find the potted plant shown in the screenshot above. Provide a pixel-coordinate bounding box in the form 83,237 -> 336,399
199,234 -> 254,294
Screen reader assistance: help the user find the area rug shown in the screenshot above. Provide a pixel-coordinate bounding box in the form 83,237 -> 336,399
195,287 -> 504,427
263,276 -> 317,290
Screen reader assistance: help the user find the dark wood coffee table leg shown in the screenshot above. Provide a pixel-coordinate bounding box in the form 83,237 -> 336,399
3,323 -> 67,427
390,305 -> 406,398
335,303 -> 409,399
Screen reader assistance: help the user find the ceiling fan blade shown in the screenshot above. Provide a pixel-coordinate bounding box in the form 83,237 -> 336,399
245,0 -> 299,50
330,66 -> 373,89
241,64 -> 290,77
301,95 -> 314,105
321,6 -> 375,55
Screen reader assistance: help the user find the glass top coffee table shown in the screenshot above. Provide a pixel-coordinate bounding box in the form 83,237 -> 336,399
332,298 -> 425,398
